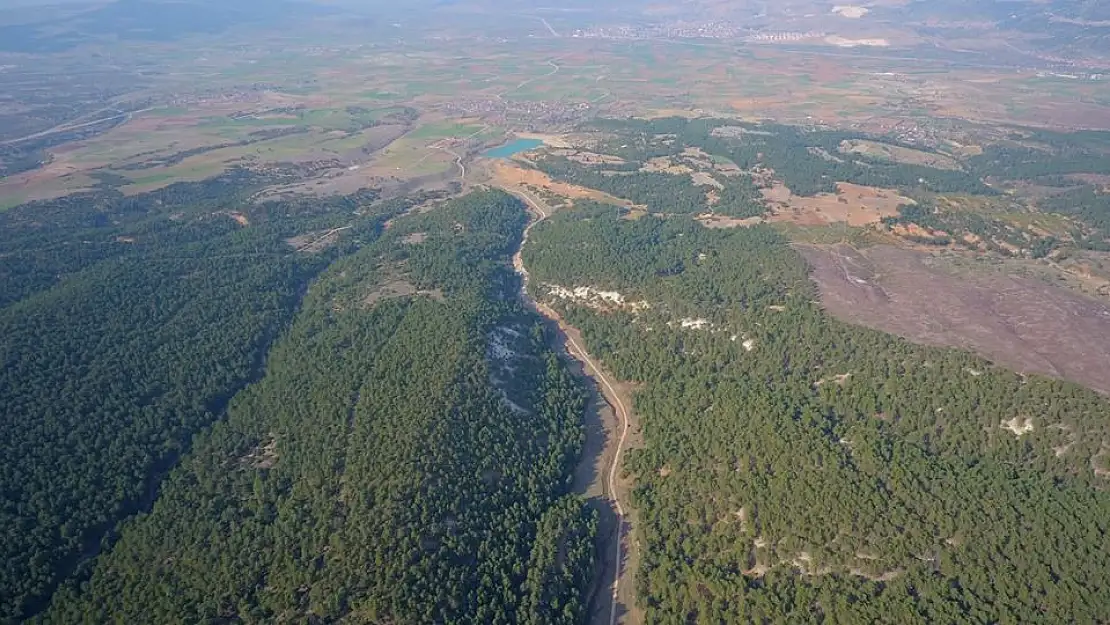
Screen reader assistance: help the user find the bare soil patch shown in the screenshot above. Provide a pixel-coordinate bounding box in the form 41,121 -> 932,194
824,36 -> 890,48
641,156 -> 691,175
801,244 -> 1110,395
832,5 -> 869,18
680,147 -> 743,176
226,211 -> 250,226
251,126 -> 411,200
240,435 -> 278,470
697,214 -> 765,229
488,161 -> 636,207
690,171 -> 723,189
764,182 -> 913,227
516,132 -> 572,149
362,279 -> 445,308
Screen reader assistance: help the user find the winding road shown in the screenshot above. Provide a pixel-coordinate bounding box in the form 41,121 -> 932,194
498,60 -> 561,100
509,187 -> 633,625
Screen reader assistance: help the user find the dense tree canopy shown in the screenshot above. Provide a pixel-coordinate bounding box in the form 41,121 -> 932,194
0,172 -> 416,622
524,203 -> 1110,624
38,190 -> 596,625
10,110 -> 1110,625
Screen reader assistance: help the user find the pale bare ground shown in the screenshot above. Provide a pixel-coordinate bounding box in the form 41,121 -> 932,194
690,171 -> 723,189
517,132 -> 573,148
832,5 -> 869,18
800,243 -> 1110,396
763,182 -> 914,227
505,184 -> 644,625
554,150 -> 627,166
641,156 -> 692,175
361,278 -> 444,308
487,160 -> 637,208
226,211 -> 250,226
697,214 -> 765,228
0,149 -> 98,203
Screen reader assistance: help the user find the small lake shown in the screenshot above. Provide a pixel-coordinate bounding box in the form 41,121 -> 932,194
484,138 -> 543,158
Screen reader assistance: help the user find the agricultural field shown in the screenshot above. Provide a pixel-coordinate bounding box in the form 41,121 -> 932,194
5,14 -> 1110,207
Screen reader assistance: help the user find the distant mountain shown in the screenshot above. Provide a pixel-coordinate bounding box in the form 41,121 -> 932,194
0,0 -> 334,52
895,0 -> 1110,22
889,0 -> 1110,58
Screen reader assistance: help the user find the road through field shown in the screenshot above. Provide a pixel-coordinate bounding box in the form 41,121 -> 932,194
508,186 -> 637,625
0,107 -> 156,146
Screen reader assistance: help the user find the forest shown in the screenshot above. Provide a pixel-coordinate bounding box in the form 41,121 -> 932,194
8,109 -> 1110,625
881,202 -> 1063,256
967,128 -> 1110,182
34,190 -> 596,624
0,171 -> 427,622
536,117 -> 1110,256
573,117 -> 990,197
523,201 -> 1110,623
530,116 -> 998,229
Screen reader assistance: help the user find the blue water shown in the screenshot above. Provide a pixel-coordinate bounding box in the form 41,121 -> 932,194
484,138 -> 543,158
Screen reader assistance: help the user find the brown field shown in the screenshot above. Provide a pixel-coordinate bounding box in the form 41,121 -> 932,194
5,25 -> 1110,212
762,182 -> 914,227
801,244 -> 1110,395
484,160 -> 636,207
0,164 -> 96,204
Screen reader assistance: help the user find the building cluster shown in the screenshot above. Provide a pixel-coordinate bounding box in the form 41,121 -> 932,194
745,31 -> 826,43
439,98 -> 593,127
569,21 -> 749,40
846,119 -> 939,148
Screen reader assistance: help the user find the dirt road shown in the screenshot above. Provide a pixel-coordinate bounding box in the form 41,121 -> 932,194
508,186 -> 639,625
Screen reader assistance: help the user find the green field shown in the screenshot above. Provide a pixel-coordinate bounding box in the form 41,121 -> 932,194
407,122 -> 486,140
0,194 -> 25,211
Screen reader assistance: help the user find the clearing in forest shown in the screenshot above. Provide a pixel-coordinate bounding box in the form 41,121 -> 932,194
839,139 -> 962,170
362,278 -> 444,308
763,182 -> 913,227
801,243 -> 1110,395
487,161 -> 636,207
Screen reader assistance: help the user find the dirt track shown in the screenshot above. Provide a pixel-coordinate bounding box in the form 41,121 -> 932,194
508,186 -> 640,625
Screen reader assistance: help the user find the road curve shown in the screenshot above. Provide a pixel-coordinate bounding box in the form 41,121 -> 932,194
509,188 -> 632,625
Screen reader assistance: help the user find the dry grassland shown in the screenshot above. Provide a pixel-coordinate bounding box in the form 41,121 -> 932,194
763,182 -> 914,227
801,244 -> 1110,395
